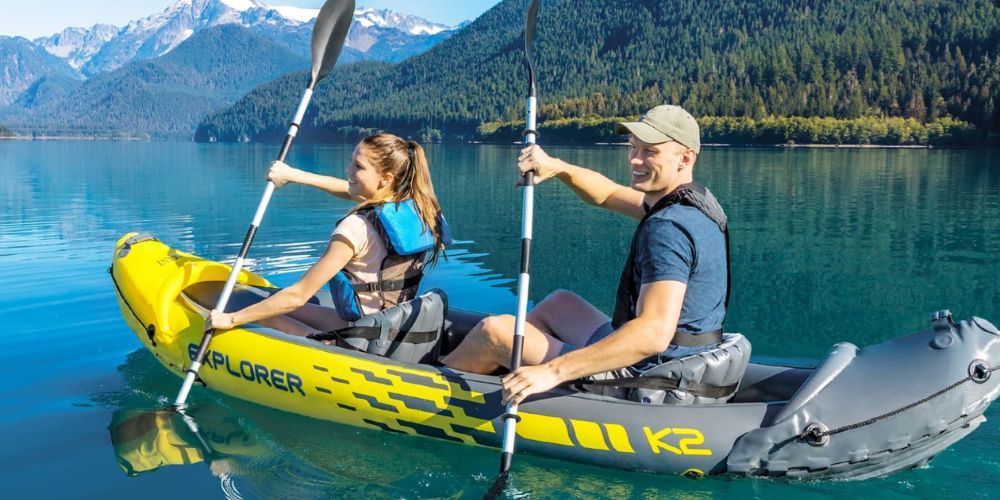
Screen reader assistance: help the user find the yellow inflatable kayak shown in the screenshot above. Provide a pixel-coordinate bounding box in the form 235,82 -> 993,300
110,233 -> 1000,479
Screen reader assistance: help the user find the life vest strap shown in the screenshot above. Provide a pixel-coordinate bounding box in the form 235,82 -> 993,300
351,273 -> 422,293
310,326 -> 439,345
579,376 -> 738,399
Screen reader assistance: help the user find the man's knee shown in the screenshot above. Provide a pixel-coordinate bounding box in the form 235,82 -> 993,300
542,289 -> 584,308
476,314 -> 515,350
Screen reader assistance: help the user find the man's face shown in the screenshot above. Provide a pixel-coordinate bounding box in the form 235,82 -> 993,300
627,137 -> 691,193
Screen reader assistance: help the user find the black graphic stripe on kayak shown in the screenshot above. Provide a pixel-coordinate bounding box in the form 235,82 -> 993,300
395,420 -> 465,443
350,367 -> 393,385
386,369 -> 449,389
450,424 -> 497,446
353,393 -> 398,413
363,419 -> 406,434
387,392 -> 454,417
338,403 -> 356,412
446,391 -> 504,420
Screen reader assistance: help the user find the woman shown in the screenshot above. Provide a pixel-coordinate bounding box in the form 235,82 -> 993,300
207,133 -> 448,336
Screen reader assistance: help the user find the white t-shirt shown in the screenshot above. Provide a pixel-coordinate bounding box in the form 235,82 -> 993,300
331,213 -> 387,315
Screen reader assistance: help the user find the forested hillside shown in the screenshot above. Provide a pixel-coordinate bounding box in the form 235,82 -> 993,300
198,0 -> 999,144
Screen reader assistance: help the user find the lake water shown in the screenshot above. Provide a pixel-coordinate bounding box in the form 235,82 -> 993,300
1,141 -> 997,498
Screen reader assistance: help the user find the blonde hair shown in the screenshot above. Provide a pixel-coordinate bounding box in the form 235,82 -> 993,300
350,133 -> 446,262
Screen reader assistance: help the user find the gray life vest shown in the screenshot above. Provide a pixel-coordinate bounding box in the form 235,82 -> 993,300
610,181 -> 731,341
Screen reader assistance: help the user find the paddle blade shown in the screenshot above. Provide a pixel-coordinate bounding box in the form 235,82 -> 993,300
483,470 -> 510,500
524,0 -> 540,97
310,0 -> 356,87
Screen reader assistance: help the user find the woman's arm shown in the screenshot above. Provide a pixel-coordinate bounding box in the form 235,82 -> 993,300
268,161 -> 355,201
208,235 -> 355,329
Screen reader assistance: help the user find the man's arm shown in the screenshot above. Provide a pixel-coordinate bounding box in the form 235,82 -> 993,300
500,280 -> 686,405
518,145 -> 645,220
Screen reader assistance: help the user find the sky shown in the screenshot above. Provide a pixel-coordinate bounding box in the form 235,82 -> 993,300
0,0 -> 502,39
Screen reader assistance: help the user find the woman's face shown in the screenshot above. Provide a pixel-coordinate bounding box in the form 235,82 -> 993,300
346,144 -> 391,200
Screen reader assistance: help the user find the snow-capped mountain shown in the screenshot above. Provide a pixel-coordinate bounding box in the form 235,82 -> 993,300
33,24 -> 118,71
31,0 -> 463,78
354,8 -> 453,35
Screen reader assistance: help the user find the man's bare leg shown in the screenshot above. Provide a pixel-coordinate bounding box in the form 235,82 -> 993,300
442,290 -> 610,374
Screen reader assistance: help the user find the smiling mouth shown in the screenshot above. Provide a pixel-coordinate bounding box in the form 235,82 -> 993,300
632,170 -> 650,179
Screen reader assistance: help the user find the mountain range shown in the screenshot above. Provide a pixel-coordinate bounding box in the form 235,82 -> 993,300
31,0 -> 457,77
0,0 -> 463,137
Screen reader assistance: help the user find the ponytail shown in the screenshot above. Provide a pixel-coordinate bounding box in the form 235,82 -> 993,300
350,133 -> 446,264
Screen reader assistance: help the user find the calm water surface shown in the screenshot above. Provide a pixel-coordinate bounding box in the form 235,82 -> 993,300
1,142 -> 997,498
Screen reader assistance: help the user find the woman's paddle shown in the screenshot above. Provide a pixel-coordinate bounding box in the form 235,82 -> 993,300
488,0 -> 540,496
172,0 -> 356,410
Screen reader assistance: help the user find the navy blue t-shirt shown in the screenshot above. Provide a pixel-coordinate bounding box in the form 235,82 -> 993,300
633,204 -> 727,334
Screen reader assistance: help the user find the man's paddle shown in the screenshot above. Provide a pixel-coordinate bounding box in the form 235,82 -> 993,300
488,0 -> 540,495
172,0 -> 356,410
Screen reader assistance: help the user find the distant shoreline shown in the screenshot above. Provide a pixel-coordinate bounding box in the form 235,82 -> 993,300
469,141 -> 940,149
0,136 -> 959,149
0,136 -> 149,142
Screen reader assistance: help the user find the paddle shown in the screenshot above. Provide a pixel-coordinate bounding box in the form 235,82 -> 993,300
487,0 -> 540,496
172,0 -> 356,410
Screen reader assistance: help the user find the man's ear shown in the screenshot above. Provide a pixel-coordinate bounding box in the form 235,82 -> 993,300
679,148 -> 697,171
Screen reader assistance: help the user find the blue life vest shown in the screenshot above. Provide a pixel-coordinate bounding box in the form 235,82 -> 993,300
330,199 -> 451,321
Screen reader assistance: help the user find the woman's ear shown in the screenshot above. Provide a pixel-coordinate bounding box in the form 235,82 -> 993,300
379,172 -> 395,190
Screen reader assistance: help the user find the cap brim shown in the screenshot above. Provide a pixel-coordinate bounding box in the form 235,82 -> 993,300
615,121 -> 672,144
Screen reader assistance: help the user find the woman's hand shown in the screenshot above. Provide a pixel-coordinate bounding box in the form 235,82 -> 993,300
517,145 -> 564,185
267,161 -> 300,188
207,310 -> 236,330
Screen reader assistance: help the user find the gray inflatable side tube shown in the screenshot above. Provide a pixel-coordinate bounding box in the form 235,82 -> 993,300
728,314 -> 1000,479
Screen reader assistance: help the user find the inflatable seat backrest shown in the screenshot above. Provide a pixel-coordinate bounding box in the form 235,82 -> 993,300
323,288 -> 447,364
631,333 -> 752,405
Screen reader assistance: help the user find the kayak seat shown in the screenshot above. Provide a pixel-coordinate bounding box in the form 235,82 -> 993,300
310,288 -> 449,365
631,333 -> 752,405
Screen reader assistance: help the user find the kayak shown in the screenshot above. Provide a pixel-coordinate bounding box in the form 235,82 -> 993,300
110,232 -> 1000,479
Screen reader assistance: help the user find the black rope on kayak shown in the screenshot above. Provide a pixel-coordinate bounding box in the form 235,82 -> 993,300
799,361 -> 998,446
108,266 -> 155,345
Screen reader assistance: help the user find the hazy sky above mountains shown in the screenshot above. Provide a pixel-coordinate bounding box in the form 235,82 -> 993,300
2,0 -> 502,38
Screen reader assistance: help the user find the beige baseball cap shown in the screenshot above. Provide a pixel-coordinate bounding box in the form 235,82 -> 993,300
615,104 -> 701,153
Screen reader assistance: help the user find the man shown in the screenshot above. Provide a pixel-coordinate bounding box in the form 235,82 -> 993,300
442,104 -> 730,405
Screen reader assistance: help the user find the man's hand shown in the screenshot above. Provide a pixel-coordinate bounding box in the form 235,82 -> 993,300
517,145 -> 564,185
267,160 -> 299,188
501,363 -> 564,405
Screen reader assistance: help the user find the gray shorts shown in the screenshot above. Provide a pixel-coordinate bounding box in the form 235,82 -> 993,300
559,321 -> 616,356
